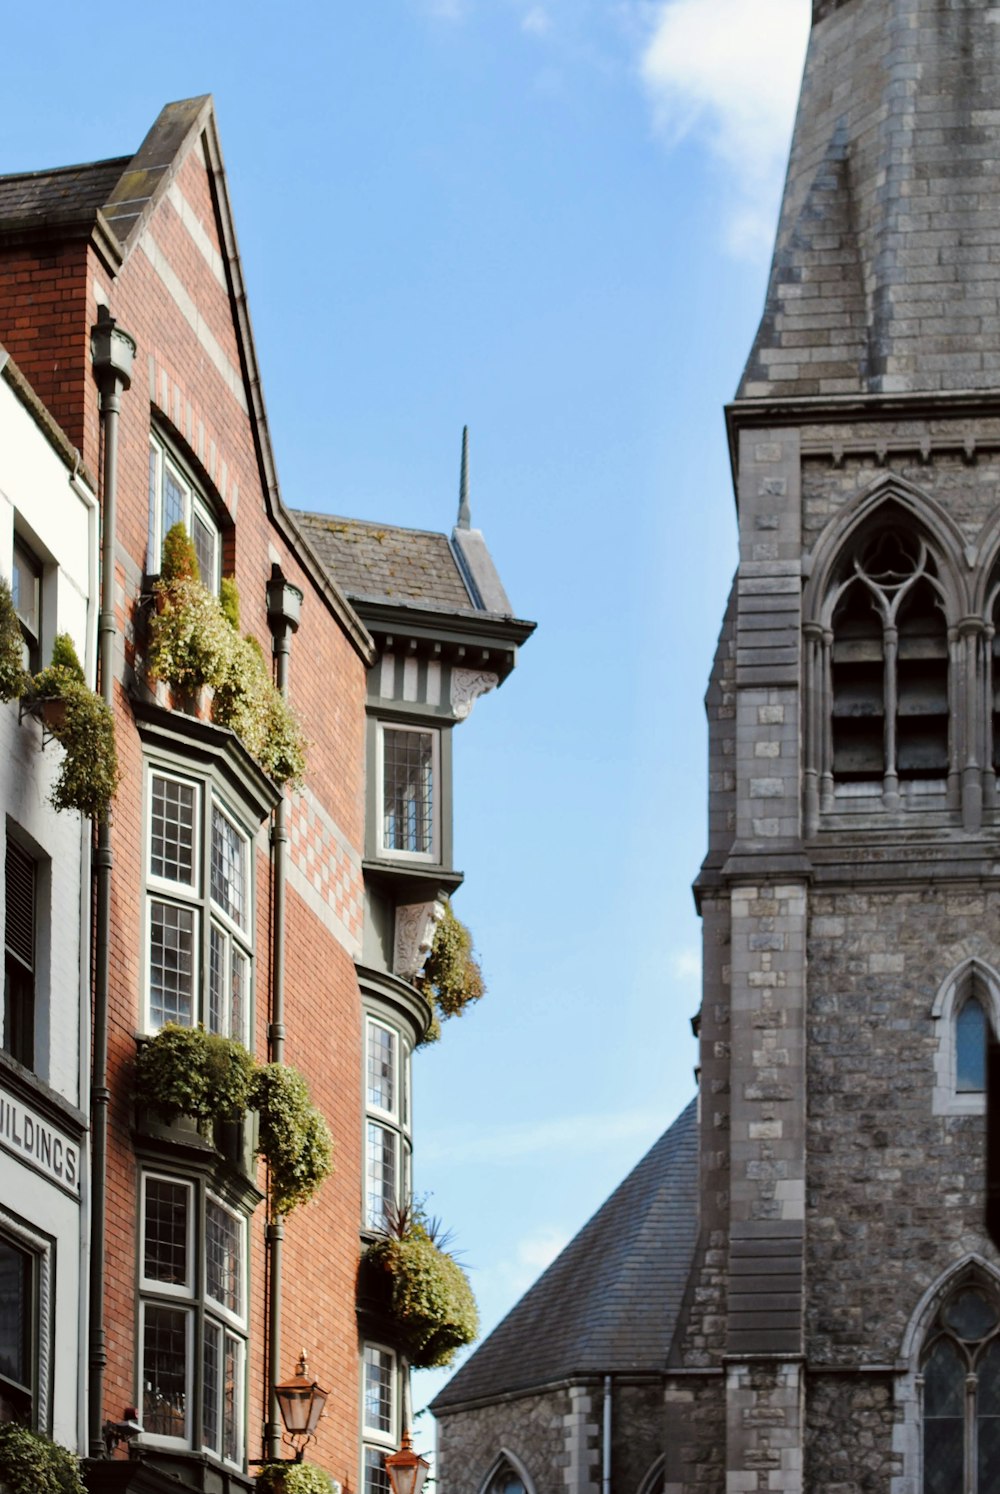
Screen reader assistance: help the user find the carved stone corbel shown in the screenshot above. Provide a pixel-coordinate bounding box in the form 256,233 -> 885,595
393,900 -> 445,981
450,668 -> 499,720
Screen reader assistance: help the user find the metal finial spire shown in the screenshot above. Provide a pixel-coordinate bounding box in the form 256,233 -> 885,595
457,425 -> 471,530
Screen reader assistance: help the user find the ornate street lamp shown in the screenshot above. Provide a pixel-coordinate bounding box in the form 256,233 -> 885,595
274,1351 -> 328,1461
385,1431 -> 430,1494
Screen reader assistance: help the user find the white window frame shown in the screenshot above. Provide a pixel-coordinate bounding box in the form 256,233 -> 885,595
139,1173 -> 247,1466
363,1016 -> 411,1231
361,1341 -> 398,1444
377,722 -> 440,863
143,764 -> 253,1042
148,433 -> 222,593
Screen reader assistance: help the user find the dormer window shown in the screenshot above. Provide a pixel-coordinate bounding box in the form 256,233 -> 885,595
148,433 -> 221,592
378,724 -> 439,861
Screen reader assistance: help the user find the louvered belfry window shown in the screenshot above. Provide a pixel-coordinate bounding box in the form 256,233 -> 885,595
4,839 -> 35,1070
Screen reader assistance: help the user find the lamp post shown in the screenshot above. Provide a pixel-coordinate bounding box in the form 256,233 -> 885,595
273,1351 -> 329,1462
385,1431 -> 430,1494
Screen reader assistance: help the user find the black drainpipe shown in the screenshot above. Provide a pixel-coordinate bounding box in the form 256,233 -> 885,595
88,308 -> 135,1458
264,565 -> 302,1460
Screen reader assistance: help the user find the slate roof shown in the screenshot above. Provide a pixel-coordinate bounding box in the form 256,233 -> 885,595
431,1097 -> 699,1411
0,158 -> 130,228
739,0 -> 1000,398
293,512 -> 476,612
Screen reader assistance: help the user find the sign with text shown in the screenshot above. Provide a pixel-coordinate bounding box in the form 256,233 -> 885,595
0,1083 -> 81,1198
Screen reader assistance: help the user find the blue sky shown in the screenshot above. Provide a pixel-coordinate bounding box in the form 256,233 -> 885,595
7,0 -> 811,1449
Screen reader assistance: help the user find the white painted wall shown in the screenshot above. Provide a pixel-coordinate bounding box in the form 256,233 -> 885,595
0,367 -> 97,1450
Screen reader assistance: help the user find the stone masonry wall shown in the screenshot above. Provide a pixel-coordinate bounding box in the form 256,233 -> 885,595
435,1387 -> 572,1494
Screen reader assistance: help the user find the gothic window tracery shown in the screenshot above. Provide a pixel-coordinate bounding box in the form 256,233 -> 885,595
922,1278 -> 1000,1493
829,530 -> 949,785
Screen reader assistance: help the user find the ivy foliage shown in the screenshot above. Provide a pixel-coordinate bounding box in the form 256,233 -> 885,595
30,633 -> 119,821
147,525 -> 307,784
0,1422 -> 86,1494
254,1461 -> 336,1494
364,1208 -> 479,1369
252,1063 -> 334,1217
418,900 -> 485,1043
134,1029 -> 333,1215
135,1025 -> 257,1124
0,576 -> 28,702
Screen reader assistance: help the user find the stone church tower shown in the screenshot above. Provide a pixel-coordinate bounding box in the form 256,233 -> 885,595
434,2 -> 1000,1490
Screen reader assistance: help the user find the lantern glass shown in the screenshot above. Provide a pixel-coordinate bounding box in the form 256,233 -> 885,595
385,1433 -> 430,1494
274,1354 -> 329,1445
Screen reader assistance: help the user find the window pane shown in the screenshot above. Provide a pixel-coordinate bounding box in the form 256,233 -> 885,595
224,1333 -> 241,1465
162,467 -> 185,543
142,1303 -> 188,1438
149,902 -> 196,1028
148,445 -> 158,570
144,1179 -> 189,1287
206,1201 -> 242,1317
151,776 -> 196,885
364,1346 -> 393,1434
5,839 -> 34,971
202,1320 -> 220,1454
231,947 -> 248,1045
957,997 -> 987,1092
209,925 -> 225,1036
923,1336 -> 965,1494
366,1123 -> 396,1229
0,1238 -> 30,1390
193,507 -> 217,592
382,730 -> 434,854
11,541 -> 40,673
211,808 -> 246,929
944,1288 -> 997,1342
365,1447 -> 391,1494
980,1339 -> 1000,1489
368,1023 -> 396,1114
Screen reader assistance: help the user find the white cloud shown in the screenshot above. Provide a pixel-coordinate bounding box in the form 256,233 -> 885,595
421,1106 -> 665,1165
522,5 -> 552,34
670,947 -> 701,982
639,0 -> 810,257
494,1225 -> 570,1297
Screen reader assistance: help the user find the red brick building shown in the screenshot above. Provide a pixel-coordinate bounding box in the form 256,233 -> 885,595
0,96 -> 531,1494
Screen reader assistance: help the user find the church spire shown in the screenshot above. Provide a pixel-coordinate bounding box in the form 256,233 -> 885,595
457,425 -> 471,530
740,0 -> 1000,400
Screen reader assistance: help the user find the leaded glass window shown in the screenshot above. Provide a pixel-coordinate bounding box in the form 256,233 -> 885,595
148,433 -> 221,592
957,997 -> 987,1093
381,726 -> 437,857
363,1345 -> 395,1436
145,769 -> 252,1042
366,1122 -> 397,1231
922,1278 -> 1000,1492
141,1174 -> 246,1465
364,1447 -> 391,1494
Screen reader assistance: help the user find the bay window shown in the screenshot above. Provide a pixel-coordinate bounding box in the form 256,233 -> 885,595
364,1017 -> 410,1230
379,724 -> 439,861
139,1172 -> 247,1465
145,766 -> 252,1041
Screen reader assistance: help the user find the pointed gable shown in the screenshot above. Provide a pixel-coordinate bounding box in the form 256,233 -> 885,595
740,0 -> 1000,399
432,1099 -> 699,1411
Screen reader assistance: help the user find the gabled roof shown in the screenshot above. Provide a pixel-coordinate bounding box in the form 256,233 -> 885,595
431,1098 -> 699,1413
0,158 -> 129,229
293,514 -> 477,613
0,99 -> 374,664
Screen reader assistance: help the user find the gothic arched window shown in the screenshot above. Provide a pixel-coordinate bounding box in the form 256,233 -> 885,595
829,529 -> 948,787
931,961 -> 999,1115
922,1278 -> 1000,1492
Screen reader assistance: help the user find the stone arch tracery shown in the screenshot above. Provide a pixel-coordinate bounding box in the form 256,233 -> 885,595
802,485 -> 974,831
892,1258 -> 1000,1494
931,958 -> 1000,1115
477,1448 -> 537,1494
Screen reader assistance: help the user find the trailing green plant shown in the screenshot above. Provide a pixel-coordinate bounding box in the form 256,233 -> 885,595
418,901 -> 485,1043
0,576 -> 28,702
147,525 -> 232,693
134,1024 -> 257,1124
146,528 -> 307,784
254,1461 -> 335,1494
29,633 -> 119,821
252,1062 -> 334,1216
0,1421 -> 86,1494
364,1205 -> 478,1369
